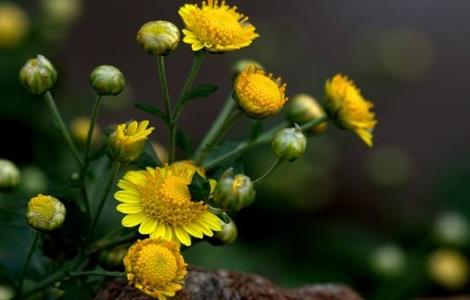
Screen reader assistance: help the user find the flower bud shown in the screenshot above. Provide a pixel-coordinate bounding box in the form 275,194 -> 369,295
19,55 -> 57,94
231,59 -> 263,78
213,171 -> 255,213
0,2 -> 29,49
370,244 -> 406,278
433,212 -> 469,247
286,94 -> 328,134
26,194 -> 66,231
40,0 -> 82,26
137,20 -> 180,56
99,245 -> 127,269
428,249 -> 469,290
0,159 -> 20,192
70,117 -> 101,145
107,120 -> 154,163
90,65 -> 125,96
210,217 -> 238,246
271,126 -> 307,162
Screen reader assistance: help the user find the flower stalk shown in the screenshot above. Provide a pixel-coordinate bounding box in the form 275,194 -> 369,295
252,158 -> 283,186
17,231 -> 40,295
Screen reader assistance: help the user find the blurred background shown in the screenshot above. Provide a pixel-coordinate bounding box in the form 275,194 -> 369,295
1,0 -> 470,299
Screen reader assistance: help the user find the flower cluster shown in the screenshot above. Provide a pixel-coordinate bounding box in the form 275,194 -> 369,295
11,0 -> 378,299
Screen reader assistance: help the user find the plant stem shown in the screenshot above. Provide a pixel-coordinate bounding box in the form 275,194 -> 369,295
193,97 -> 234,160
17,231 -> 40,295
69,271 -> 124,278
253,158 -> 283,186
82,95 -> 102,169
194,102 -> 242,165
89,162 -> 121,233
44,91 -> 83,167
168,51 -> 206,162
157,56 -> 172,124
203,116 -> 328,170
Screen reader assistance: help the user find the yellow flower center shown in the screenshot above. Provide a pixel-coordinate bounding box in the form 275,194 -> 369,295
195,9 -> 243,46
140,169 -> 207,226
136,244 -> 178,286
235,67 -> 287,118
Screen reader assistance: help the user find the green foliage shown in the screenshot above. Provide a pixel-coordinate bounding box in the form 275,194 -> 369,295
134,103 -> 167,122
182,84 -> 218,104
188,172 -> 211,202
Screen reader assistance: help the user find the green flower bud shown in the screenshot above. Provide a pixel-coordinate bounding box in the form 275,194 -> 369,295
99,245 -> 127,269
433,212 -> 469,247
19,55 -> 57,94
0,159 -> 20,193
26,194 -> 66,231
213,170 -> 255,213
210,217 -> 238,246
370,244 -> 406,278
90,65 -> 125,96
286,93 -> 328,134
231,59 -> 263,78
137,20 -> 180,56
271,126 -> 307,162
41,0 -> 82,26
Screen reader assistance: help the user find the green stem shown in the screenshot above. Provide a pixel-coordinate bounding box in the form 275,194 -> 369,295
69,271 -> 124,278
82,95 -> 102,168
253,158 -> 283,186
17,231 -> 40,295
194,97 -> 235,159
44,91 -> 83,167
203,116 -> 328,170
89,162 -> 121,233
194,105 -> 242,165
157,56 -> 173,124
169,51 -> 206,162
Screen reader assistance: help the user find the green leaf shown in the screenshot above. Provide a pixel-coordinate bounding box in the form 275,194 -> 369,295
188,172 -> 211,202
88,145 -> 107,162
183,84 -> 218,104
135,103 -> 167,121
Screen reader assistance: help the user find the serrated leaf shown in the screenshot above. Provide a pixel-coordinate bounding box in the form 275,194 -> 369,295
183,84 -> 218,104
135,103 -> 167,121
188,172 -> 211,202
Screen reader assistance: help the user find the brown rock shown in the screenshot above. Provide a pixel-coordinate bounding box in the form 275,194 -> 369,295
94,267 -> 363,300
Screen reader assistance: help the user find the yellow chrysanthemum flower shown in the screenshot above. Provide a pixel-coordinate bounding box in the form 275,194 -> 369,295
124,238 -> 187,299
108,120 -> 154,163
234,65 -> 287,119
178,0 -> 259,52
115,161 -> 221,246
325,74 -> 377,147
26,194 -> 66,231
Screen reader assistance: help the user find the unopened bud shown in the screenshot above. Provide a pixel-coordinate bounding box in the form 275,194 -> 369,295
213,170 -> 255,213
286,94 -> 327,134
137,20 -> 180,56
271,126 -> 307,162
90,65 -> 125,96
107,120 -> 154,163
19,55 -> 57,94
99,245 -> 127,269
0,159 -> 20,193
26,194 -> 66,231
211,217 -> 238,245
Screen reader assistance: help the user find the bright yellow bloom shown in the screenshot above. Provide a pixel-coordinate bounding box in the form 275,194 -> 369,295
108,120 -> 154,163
0,3 -> 29,49
124,238 -> 187,299
179,0 -> 258,52
115,161 -> 221,246
325,74 -> 377,147
26,194 -> 66,231
234,65 -> 287,118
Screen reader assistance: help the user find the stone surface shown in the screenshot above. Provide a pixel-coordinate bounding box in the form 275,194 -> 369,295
94,267 -> 364,300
